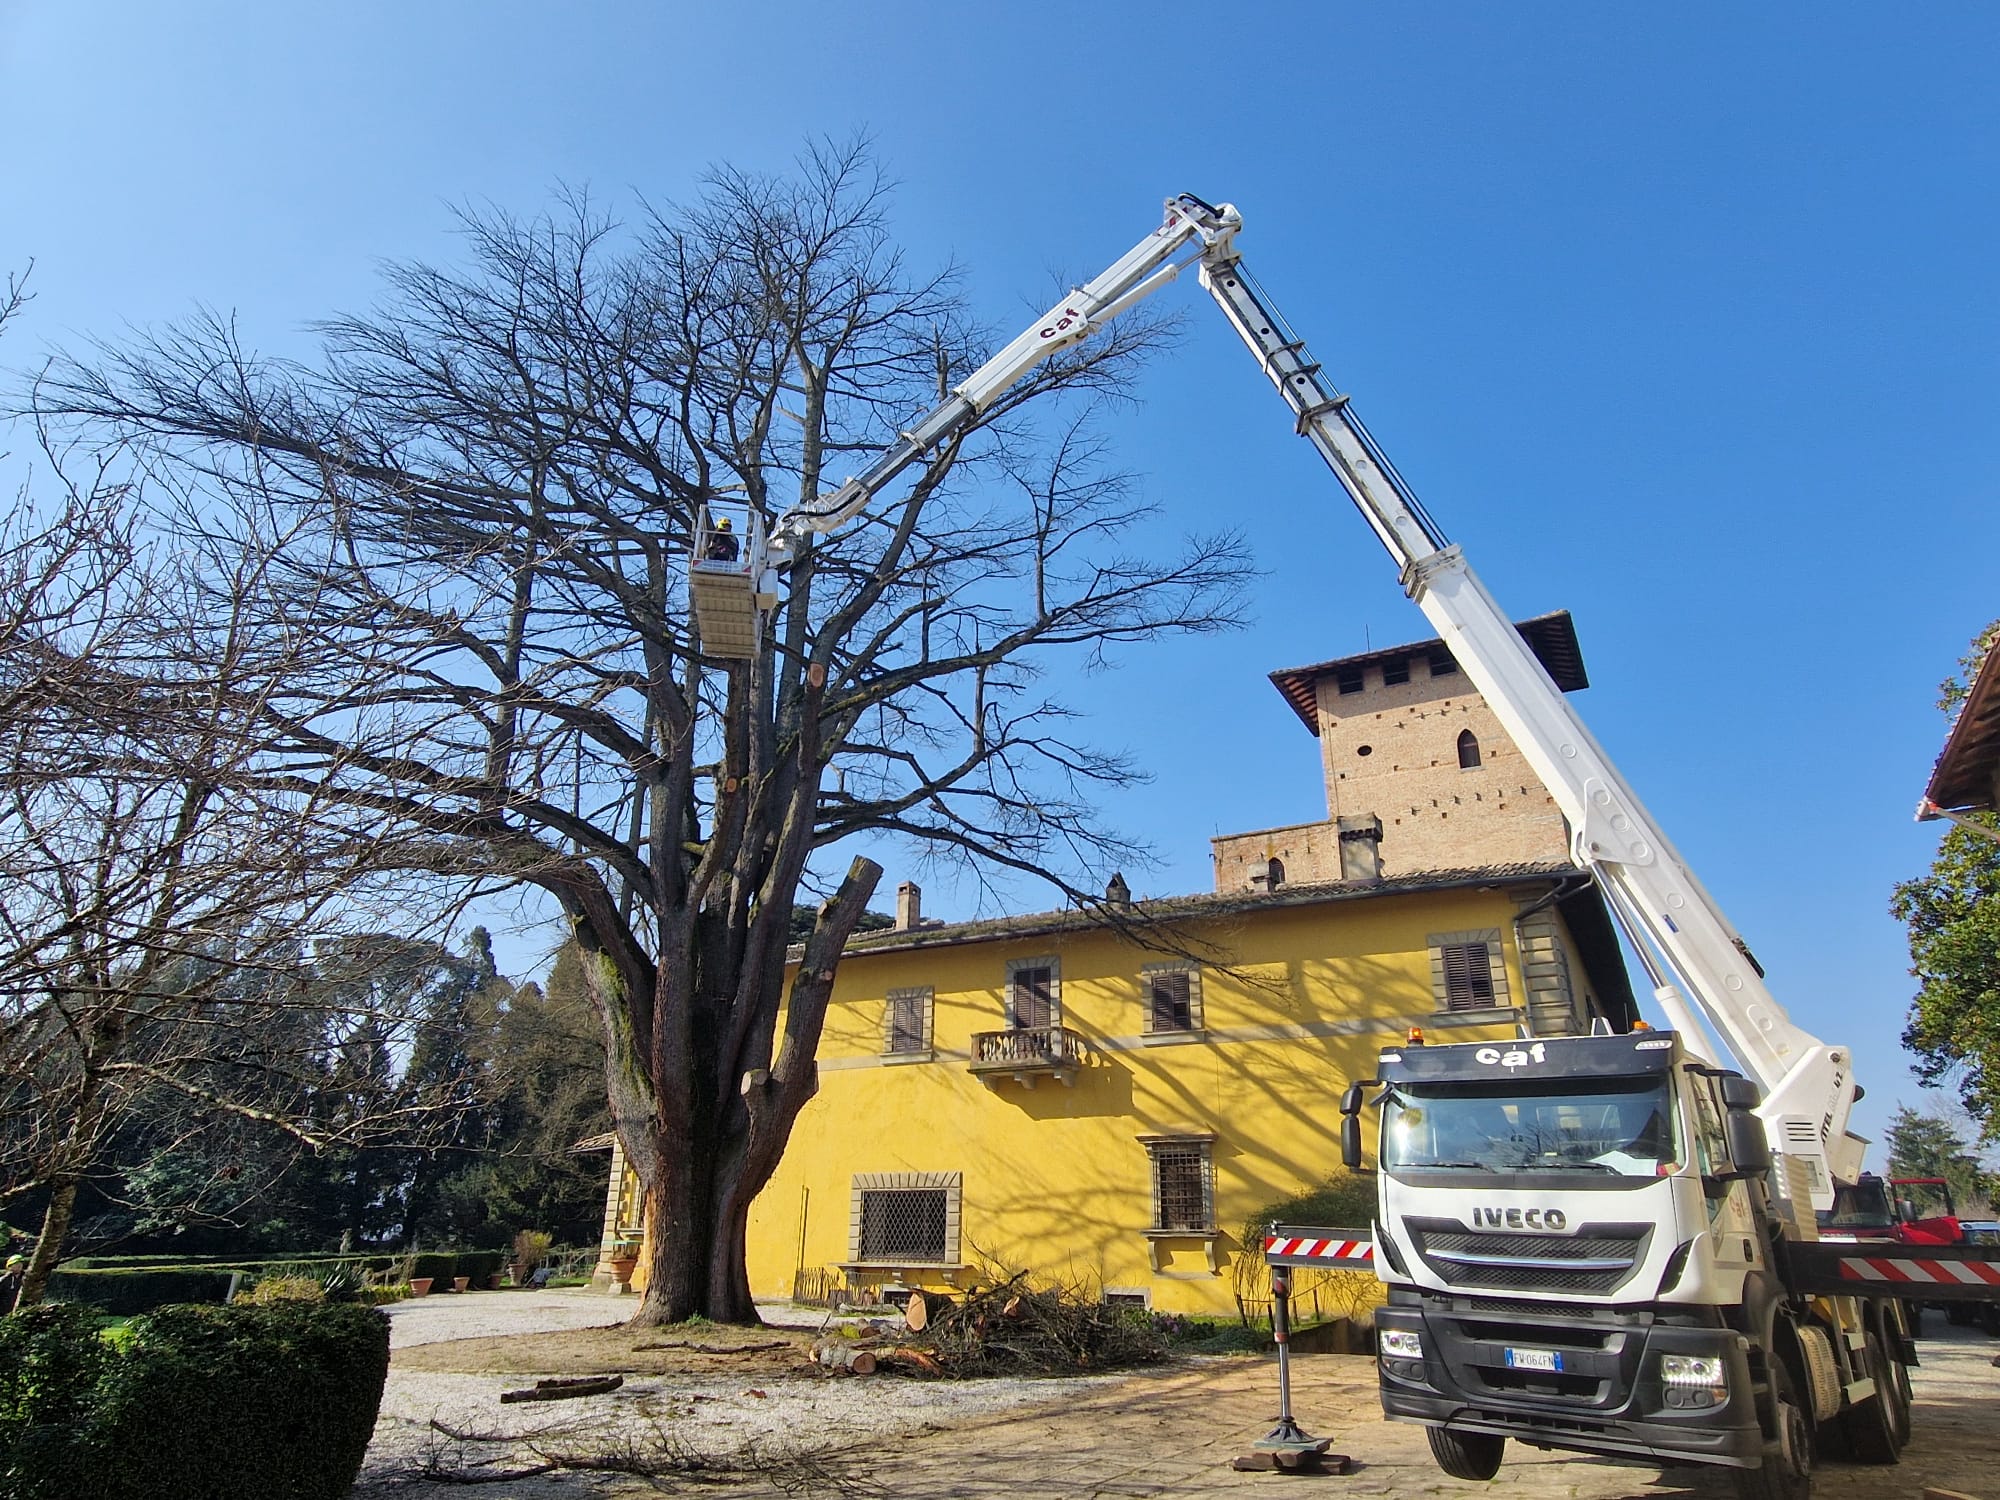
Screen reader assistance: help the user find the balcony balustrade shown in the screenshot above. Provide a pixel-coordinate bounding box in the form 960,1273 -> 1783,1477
967,1024 -> 1086,1087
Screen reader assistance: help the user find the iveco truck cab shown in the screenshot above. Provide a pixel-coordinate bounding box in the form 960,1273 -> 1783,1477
1355,1028 -> 1795,1477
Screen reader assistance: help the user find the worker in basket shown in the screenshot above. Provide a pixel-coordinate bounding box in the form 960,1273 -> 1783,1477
704,515 -> 741,564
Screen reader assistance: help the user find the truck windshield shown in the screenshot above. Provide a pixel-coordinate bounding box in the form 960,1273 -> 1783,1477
1382,1075 -> 1676,1177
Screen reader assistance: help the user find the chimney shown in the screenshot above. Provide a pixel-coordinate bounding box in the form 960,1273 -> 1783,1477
1105,872 -> 1132,907
895,881 -> 921,932
1337,814 -> 1384,883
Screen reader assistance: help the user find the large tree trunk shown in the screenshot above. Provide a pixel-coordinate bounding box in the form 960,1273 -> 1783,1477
580,857 -> 881,1326
14,1178 -> 78,1311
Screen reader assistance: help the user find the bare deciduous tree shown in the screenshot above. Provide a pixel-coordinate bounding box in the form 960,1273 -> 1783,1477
36,144 -> 1252,1322
0,478 -> 476,1306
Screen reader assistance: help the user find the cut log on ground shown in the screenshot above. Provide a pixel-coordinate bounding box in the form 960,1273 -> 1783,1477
499,1375 -> 625,1404
812,1342 -> 878,1374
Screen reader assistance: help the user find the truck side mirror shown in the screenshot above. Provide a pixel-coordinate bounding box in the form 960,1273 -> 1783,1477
1340,1080 -> 1367,1115
1341,1114 -> 1362,1170
1718,1074 -> 1762,1111
1724,1110 -> 1772,1177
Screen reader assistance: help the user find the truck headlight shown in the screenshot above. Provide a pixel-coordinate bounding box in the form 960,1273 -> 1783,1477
1658,1353 -> 1728,1408
1380,1330 -> 1424,1359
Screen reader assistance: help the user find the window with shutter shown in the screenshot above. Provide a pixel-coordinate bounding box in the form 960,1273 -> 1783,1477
1010,964 -> 1054,1029
1427,930 -> 1510,1016
884,988 -> 930,1054
1440,941 -> 1497,1010
1149,971 -> 1193,1032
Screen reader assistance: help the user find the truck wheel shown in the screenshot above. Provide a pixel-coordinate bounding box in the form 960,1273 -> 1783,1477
1885,1346 -> 1912,1449
1839,1330 -> 1903,1464
1426,1426 -> 1504,1481
1736,1358 -> 1812,1500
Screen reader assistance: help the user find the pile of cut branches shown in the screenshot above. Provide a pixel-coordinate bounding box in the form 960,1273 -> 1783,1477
890,1274 -> 1168,1378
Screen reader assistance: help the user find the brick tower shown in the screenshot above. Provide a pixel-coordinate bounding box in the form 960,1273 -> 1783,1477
1210,612 -> 1587,889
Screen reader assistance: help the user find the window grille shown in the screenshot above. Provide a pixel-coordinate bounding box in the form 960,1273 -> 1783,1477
1103,1289 -> 1150,1309
1146,970 -> 1195,1032
1147,1140 -> 1213,1231
1009,962 -> 1055,1029
857,1189 -> 948,1262
1441,942 -> 1498,1010
1457,729 -> 1482,769
884,988 -> 929,1054
1428,646 -> 1459,677
1382,657 -> 1411,686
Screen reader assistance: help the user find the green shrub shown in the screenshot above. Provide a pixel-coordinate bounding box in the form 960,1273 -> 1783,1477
94,1303 -> 388,1499
407,1252 -> 457,1285
0,1301 -> 391,1500
0,1303 -> 112,1498
454,1250 -> 504,1288
44,1268 -> 236,1316
237,1275 -> 323,1306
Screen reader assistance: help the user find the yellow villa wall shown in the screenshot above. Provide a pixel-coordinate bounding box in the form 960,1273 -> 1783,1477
740,884 -> 1549,1316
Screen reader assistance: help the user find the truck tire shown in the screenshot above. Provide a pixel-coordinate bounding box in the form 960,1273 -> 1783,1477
1839,1330 -> 1903,1464
1736,1357 -> 1812,1500
1426,1426 -> 1504,1481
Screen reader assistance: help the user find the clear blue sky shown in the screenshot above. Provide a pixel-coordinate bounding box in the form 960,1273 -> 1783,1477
6,3 -> 1996,1149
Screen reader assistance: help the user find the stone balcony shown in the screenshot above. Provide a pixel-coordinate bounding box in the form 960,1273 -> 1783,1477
968,1024 -> 1086,1087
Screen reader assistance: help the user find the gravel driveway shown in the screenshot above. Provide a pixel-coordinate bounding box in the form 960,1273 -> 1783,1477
357,1289 -> 1117,1497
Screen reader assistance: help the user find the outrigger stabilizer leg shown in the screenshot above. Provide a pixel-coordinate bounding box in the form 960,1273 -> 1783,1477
1232,1261 -> 1350,1474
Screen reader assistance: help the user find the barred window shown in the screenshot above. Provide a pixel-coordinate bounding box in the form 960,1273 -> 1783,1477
1336,664 -> 1365,695
1141,964 -> 1202,1034
857,1189 -> 947,1262
884,987 -> 930,1054
1382,657 -> 1410,687
1146,1139 -> 1213,1231
1007,958 -> 1058,1030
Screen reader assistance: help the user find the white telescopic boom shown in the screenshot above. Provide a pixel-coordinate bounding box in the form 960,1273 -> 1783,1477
767,195 -> 1241,551
1188,248 -> 1861,1206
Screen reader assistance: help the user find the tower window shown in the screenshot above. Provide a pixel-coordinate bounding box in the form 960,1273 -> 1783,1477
1266,857 -> 1286,889
1457,729 -> 1482,769
1336,665 -> 1364,695
1428,647 -> 1459,677
1382,658 -> 1410,687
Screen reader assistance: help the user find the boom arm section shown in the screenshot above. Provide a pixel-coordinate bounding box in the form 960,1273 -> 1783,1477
767,195 -> 1241,554
1189,250 -> 1861,1205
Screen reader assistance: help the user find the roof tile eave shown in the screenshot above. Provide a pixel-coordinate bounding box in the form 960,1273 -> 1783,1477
813,861 -> 1578,959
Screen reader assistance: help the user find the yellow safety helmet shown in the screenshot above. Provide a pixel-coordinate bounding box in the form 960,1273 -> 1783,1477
715,516 -> 732,531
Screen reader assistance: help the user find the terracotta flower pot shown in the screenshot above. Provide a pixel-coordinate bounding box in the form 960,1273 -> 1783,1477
409,1278 -> 434,1297
452,1275 -> 471,1293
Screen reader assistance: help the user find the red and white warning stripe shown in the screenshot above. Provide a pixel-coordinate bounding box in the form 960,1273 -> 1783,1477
1833,1254 -> 2000,1288
1264,1235 -> 1374,1264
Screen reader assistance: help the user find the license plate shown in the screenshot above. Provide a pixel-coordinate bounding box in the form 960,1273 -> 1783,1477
1504,1347 -> 1563,1372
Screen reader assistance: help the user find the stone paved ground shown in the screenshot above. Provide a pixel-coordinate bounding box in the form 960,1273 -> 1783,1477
847,1322 -> 2000,1500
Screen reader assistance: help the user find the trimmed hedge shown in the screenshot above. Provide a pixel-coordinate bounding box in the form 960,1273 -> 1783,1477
0,1300 -> 390,1500
407,1252 -> 457,1285
44,1268 -> 236,1316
